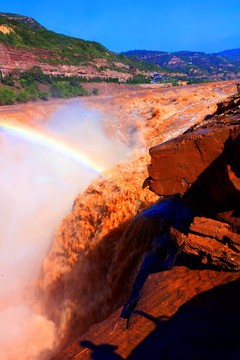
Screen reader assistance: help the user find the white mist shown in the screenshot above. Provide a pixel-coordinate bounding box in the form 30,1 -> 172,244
0,101 -> 129,360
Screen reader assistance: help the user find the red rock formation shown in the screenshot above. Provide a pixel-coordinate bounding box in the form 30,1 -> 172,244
171,217 -> 240,270
144,94 -> 240,270
145,100 -> 240,196
0,44 -> 137,80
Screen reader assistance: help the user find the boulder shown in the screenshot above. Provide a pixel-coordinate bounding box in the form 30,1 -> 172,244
144,95 -> 240,212
171,217 -> 240,270
216,94 -> 240,114
144,95 -> 240,271
145,125 -> 240,197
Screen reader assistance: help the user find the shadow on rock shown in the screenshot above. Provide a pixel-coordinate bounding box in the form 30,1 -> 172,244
120,196 -> 195,327
81,340 -> 123,360
127,278 -> 240,360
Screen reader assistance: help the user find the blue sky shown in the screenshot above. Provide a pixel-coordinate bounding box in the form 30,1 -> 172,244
1,0 -> 240,53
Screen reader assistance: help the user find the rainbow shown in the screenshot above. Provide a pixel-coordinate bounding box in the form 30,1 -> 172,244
0,122 -> 105,174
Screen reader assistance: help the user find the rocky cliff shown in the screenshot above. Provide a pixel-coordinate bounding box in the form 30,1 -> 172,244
145,94 -> 240,270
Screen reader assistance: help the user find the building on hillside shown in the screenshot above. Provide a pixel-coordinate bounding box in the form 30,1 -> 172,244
151,72 -> 163,83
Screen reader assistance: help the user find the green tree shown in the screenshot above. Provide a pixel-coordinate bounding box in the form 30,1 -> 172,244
92,87 -> 99,95
24,84 -> 40,100
2,74 -> 15,86
69,76 -> 80,86
50,82 -> 89,98
39,90 -> 50,100
0,88 -> 16,105
20,66 -> 51,85
50,83 -> 69,98
16,90 -> 29,103
126,74 -> 151,84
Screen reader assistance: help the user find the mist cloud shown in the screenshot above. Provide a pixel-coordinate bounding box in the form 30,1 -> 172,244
0,102 -> 130,359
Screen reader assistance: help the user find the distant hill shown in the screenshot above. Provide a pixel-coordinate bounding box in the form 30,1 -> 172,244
218,48 -> 240,59
0,13 -> 159,81
0,12 -> 45,30
124,50 -> 167,57
122,49 -> 240,81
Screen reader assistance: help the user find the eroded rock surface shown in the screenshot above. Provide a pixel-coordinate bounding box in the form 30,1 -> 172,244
145,96 -> 240,197
171,217 -> 240,270
145,94 -> 240,270
51,267 -> 240,360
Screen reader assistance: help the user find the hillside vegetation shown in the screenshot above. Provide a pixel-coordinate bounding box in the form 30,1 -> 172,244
0,13 -> 159,74
0,66 -> 92,105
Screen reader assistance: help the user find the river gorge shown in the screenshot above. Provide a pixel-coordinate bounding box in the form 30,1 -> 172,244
0,81 -> 236,359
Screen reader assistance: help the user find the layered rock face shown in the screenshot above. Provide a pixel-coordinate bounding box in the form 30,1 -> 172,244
0,44 -> 134,80
145,94 -> 240,270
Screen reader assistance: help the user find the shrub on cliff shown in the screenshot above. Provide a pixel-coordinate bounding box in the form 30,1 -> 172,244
70,85 -> 90,97
127,74 -> 151,84
16,89 -> 29,103
50,83 -> 70,98
92,87 -> 99,95
24,84 -> 41,100
20,66 -> 51,85
38,90 -> 51,100
50,82 -> 89,98
2,74 -> 15,86
69,76 -> 80,86
0,88 -> 16,105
